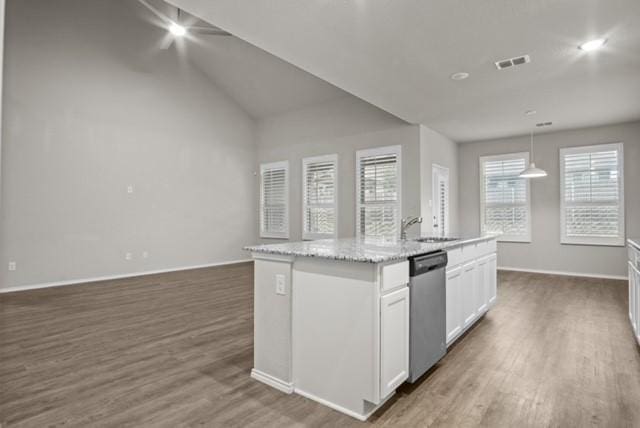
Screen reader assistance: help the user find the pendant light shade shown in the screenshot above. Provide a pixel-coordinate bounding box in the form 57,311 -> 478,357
519,163 -> 548,178
519,130 -> 547,179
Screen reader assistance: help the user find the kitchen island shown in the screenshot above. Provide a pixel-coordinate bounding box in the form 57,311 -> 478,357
245,235 -> 498,420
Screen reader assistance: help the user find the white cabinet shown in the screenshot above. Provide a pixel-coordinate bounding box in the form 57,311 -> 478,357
628,242 -> 640,347
461,261 -> 477,328
445,265 -> 462,344
487,253 -> 497,307
380,287 -> 410,398
629,262 -> 636,331
445,239 -> 498,347
476,256 -> 488,314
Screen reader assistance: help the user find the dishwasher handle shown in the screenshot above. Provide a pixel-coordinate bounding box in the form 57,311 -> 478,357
409,251 -> 448,276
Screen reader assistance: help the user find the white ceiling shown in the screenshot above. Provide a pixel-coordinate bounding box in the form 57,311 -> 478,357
167,0 -> 640,142
136,0 -> 349,119
184,36 -> 349,119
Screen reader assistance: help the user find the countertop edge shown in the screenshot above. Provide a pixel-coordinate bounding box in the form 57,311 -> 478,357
244,235 -> 498,264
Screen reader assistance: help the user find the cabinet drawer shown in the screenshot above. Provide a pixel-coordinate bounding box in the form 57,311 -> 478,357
475,241 -> 488,257
447,247 -> 463,266
381,261 -> 409,293
487,239 -> 497,254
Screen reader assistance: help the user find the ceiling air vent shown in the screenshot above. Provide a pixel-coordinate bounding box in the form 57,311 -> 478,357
495,54 -> 531,70
536,121 -> 553,127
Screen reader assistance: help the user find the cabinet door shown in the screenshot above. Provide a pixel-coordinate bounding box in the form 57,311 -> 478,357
380,287 -> 409,398
446,266 -> 462,345
632,263 -> 640,340
476,256 -> 488,314
629,263 -> 635,328
461,261 -> 477,328
488,254 -> 497,307
635,267 -> 640,343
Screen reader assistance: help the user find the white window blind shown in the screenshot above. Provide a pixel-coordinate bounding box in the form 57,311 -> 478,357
356,146 -> 402,238
560,143 -> 624,246
303,154 -> 338,240
479,152 -> 531,242
260,161 -> 289,239
432,164 -> 450,236
438,179 -> 448,234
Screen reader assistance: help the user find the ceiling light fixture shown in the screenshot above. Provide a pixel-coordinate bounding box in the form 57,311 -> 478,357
525,110 -> 537,116
169,22 -> 187,37
519,130 -> 548,179
579,38 -> 607,52
450,72 -> 470,81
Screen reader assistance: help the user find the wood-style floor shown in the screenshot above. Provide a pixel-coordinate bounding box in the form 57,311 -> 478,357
1,264 -> 639,427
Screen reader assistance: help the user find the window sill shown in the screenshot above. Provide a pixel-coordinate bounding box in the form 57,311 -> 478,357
561,239 -> 625,247
260,233 -> 290,240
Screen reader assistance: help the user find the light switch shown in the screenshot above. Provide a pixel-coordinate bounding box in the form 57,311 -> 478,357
275,274 -> 286,295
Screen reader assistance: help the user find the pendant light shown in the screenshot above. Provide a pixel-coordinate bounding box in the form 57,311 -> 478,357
519,130 -> 547,178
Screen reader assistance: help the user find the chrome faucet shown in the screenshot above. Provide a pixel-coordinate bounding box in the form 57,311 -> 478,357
400,216 -> 423,240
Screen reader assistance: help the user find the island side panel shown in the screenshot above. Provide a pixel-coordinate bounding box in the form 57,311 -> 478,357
251,254 -> 294,392
292,257 -> 380,417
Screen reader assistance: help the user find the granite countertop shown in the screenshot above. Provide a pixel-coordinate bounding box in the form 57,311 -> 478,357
629,238 -> 640,251
244,234 -> 498,264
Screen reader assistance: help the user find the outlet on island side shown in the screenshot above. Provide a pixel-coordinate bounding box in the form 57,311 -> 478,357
275,274 -> 286,295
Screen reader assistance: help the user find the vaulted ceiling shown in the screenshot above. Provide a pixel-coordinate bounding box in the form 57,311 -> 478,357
167,0 -> 640,142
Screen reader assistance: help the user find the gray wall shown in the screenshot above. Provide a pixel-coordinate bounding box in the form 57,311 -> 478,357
0,0 -> 257,289
419,125 -> 459,235
256,96 -> 422,242
459,121 -> 640,278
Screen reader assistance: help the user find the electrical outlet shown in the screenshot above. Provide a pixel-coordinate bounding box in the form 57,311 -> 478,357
127,185 -> 134,194
142,251 -> 148,259
275,274 -> 286,295
125,252 -> 132,261
8,261 -> 16,271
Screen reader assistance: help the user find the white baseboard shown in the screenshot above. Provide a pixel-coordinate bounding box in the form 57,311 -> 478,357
250,369 -> 293,394
498,266 -> 628,281
294,387 -> 394,421
0,259 -> 253,294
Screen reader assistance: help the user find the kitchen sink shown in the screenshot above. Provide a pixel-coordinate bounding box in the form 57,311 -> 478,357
414,237 -> 460,243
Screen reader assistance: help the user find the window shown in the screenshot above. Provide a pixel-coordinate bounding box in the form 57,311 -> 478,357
302,154 -> 338,240
356,146 -> 402,238
479,152 -> 531,242
260,161 -> 289,238
560,143 -> 624,246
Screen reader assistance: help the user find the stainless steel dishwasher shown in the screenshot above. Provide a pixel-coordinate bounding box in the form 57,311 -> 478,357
407,250 -> 448,383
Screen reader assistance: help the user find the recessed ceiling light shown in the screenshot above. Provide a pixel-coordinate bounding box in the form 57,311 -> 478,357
525,110 -> 537,116
450,72 -> 470,81
169,22 -> 187,37
579,38 -> 607,52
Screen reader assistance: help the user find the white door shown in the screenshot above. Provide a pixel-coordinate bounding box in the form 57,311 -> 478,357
461,261 -> 477,328
446,266 -> 462,345
380,287 -> 409,398
432,164 -> 449,236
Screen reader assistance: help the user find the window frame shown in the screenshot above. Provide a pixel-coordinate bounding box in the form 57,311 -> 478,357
479,152 -> 532,243
302,154 -> 338,240
355,145 -> 402,239
559,142 -> 625,247
259,160 -> 290,239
